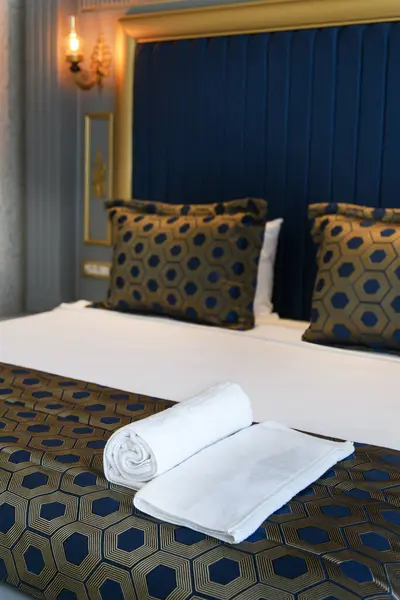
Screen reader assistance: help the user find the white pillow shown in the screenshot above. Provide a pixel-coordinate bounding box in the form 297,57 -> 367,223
254,218 -> 283,323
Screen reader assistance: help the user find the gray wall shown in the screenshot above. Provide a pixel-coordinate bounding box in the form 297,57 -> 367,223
0,0 -> 24,316
25,0 -> 79,313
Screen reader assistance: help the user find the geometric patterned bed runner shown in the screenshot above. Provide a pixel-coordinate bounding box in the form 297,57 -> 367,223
0,362 -> 399,599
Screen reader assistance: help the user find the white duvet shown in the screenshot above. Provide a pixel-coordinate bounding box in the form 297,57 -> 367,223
0,301 -> 399,451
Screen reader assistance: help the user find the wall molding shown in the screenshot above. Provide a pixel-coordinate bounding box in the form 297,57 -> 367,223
79,0 -> 184,12
83,112 -> 114,246
120,0 -> 400,42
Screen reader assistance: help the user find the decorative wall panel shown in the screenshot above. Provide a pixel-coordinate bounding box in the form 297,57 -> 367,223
84,113 -> 113,246
0,0 -> 24,316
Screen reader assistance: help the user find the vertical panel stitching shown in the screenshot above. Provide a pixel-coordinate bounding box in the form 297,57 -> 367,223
240,35 -> 249,194
263,33 -> 270,202
148,43 -> 156,199
278,31 -> 292,317
329,28 -> 339,203
378,25 -> 391,208
301,28 -> 317,318
282,31 -> 292,207
353,25 -> 365,204
218,37 -> 228,198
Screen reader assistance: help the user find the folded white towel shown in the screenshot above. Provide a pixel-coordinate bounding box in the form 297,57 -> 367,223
103,382 -> 253,490
134,421 -> 354,544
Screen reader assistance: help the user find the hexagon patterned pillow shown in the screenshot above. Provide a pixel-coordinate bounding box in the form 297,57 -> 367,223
303,202 -> 400,352
100,197 -> 267,330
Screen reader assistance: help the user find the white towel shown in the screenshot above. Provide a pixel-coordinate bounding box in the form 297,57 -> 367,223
103,382 -> 253,489
134,421 -> 354,544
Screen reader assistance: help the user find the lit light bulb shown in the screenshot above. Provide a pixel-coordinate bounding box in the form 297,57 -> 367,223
69,34 -> 80,54
66,15 -> 83,65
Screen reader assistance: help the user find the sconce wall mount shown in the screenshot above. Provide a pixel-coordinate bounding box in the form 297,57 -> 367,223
66,16 -> 112,91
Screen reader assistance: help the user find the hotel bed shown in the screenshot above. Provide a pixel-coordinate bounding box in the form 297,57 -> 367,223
5,0 -> 400,597
0,303 -> 399,599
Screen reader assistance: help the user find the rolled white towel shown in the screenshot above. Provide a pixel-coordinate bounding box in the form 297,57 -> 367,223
103,382 -> 253,490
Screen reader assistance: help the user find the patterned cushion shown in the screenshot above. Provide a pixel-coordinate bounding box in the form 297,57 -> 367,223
303,202 -> 400,351
101,198 -> 267,330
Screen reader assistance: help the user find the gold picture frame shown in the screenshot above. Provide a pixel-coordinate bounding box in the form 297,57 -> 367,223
114,0 -> 400,199
82,260 -> 112,279
84,112 -> 114,246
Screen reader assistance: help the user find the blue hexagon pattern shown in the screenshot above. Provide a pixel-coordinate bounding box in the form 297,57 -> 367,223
0,360 -> 398,600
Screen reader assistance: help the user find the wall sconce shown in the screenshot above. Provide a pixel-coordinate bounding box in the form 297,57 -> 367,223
65,16 -> 112,91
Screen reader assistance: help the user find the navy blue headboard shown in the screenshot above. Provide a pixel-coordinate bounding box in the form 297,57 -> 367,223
132,23 -> 400,321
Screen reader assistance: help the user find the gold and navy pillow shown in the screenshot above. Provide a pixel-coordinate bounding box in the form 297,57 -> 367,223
100,198 -> 267,330
303,202 -> 400,351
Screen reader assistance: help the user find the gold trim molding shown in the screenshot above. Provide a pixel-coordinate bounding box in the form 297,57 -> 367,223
114,0 -> 400,198
80,0 -> 184,13
119,0 -> 400,42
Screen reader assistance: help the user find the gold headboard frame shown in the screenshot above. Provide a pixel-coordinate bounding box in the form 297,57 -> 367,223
114,0 -> 400,199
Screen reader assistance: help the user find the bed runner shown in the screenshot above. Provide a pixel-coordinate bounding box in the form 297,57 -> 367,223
0,362 -> 399,599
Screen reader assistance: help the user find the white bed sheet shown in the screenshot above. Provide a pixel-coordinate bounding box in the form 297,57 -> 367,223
0,301 -> 399,451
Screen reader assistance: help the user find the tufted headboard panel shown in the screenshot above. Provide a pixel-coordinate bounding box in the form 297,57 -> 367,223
130,23 -> 400,320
